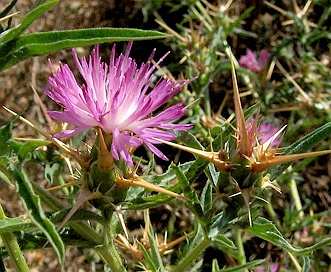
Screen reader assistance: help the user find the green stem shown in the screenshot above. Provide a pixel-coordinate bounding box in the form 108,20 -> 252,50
234,229 -> 246,265
204,86 -> 211,118
289,177 -> 304,219
31,182 -> 125,269
264,196 -> 282,230
95,236 -> 126,272
100,211 -> 127,272
0,204 -> 30,272
173,237 -> 211,272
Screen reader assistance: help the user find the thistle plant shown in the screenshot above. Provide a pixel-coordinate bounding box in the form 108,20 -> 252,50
1,0 -> 331,271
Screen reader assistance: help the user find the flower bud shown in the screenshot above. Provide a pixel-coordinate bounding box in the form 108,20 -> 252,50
88,160 -> 116,195
86,161 -> 128,208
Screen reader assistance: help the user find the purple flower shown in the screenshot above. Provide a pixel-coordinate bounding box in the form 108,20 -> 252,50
239,49 -> 270,73
245,118 -> 282,151
257,123 -> 281,146
44,42 -> 193,166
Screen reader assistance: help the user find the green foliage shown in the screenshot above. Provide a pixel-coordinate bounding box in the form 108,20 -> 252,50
268,122 -> 331,180
1,0 -> 331,271
11,165 -> 65,263
0,28 -> 168,71
246,217 -> 331,256
0,119 -> 65,263
0,0 -> 167,71
0,217 -> 33,233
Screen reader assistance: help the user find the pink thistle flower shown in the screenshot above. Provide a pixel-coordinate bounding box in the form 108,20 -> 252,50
246,119 -> 282,147
239,49 -> 270,73
257,123 -> 281,146
44,42 -> 193,166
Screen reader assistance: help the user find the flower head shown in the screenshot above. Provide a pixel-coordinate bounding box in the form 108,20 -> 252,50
239,49 -> 270,73
44,42 -> 193,166
257,122 -> 281,146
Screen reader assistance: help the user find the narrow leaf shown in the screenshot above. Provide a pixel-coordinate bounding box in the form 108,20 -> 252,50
13,165 -> 65,263
301,256 -> 311,272
218,259 -> 265,271
268,122 -> 331,180
246,217 -> 331,256
0,218 -> 33,233
0,28 -> 168,71
18,139 -> 50,161
147,230 -> 165,272
137,241 -> 158,272
0,118 -> 22,156
0,0 -> 59,44
212,234 -> 236,250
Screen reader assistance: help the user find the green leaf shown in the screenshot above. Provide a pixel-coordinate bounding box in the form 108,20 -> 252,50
0,119 -> 22,156
50,208 -> 103,224
301,256 -> 311,272
174,130 -> 205,150
0,0 -> 59,44
127,186 -> 181,210
13,165 -> 65,264
201,181 -> 213,214
171,163 -> 204,220
217,259 -> 265,271
212,234 -> 236,250
0,118 -> 49,162
147,229 -> 165,272
0,167 -> 12,185
18,140 -> 50,161
225,6 -> 255,37
268,122 -> 331,180
0,231 -> 93,257
0,28 -> 168,71
302,30 -> 331,45
138,241 -> 158,271
246,217 -> 331,256
126,162 -> 192,210
210,232 -> 240,261
136,220 -> 165,272
0,217 -> 33,233
174,226 -> 211,272
44,162 -> 61,183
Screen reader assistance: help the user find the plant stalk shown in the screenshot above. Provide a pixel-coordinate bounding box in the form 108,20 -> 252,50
173,237 -> 211,272
289,177 -> 304,219
264,196 -> 282,230
0,204 -> 30,272
100,210 -> 127,272
234,229 -> 246,265
31,182 -> 125,269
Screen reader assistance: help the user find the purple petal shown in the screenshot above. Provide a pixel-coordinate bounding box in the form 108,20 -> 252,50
44,42 -> 194,165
